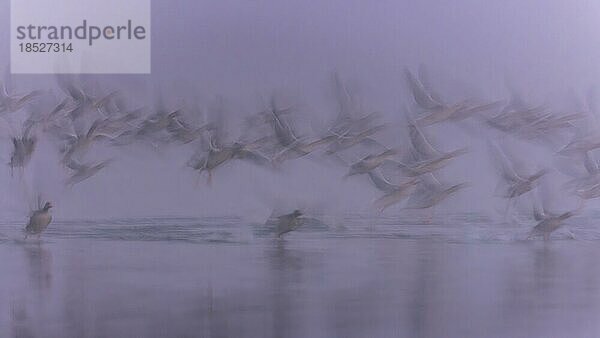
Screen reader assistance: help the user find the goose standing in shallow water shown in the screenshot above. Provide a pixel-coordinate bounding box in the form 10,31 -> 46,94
25,202 -> 53,239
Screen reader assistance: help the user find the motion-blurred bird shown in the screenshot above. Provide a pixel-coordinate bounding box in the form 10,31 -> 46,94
274,210 -> 304,237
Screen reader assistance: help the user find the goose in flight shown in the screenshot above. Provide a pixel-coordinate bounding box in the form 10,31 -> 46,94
272,135 -> 336,163
325,73 -> 386,154
403,173 -> 468,223
396,121 -> 467,176
188,138 -> 271,183
345,149 -> 398,177
368,171 -> 419,212
325,124 -> 386,155
260,97 -> 337,163
558,151 -> 600,193
65,158 -> 112,187
405,174 -> 468,210
9,122 -> 37,175
0,75 -> 42,114
58,119 -> 115,165
488,142 -> 546,221
528,203 -> 581,240
404,67 -> 492,125
488,142 -> 546,199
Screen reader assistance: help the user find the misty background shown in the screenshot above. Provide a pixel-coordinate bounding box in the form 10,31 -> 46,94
1,0 -> 600,219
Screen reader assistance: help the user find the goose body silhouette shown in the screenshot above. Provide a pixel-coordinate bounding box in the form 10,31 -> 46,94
25,202 -> 53,238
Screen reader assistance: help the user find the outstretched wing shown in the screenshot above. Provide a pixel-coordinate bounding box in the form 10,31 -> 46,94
367,170 -> 398,193
405,68 -> 443,111
408,121 -> 440,161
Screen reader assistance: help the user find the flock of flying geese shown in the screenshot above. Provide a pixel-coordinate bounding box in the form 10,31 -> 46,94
3,67 -> 600,240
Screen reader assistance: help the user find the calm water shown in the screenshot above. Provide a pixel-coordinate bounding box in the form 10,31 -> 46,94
1,215 -> 600,338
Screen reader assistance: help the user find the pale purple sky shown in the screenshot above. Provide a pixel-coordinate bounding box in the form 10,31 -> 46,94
1,0 -> 600,218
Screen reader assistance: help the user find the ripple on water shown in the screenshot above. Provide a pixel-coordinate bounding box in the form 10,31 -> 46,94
0,213 -> 599,244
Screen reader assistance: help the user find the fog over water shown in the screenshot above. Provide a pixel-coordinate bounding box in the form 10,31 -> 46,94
3,2 -> 600,337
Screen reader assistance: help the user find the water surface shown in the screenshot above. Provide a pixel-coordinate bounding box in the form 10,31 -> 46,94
1,215 -> 599,338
